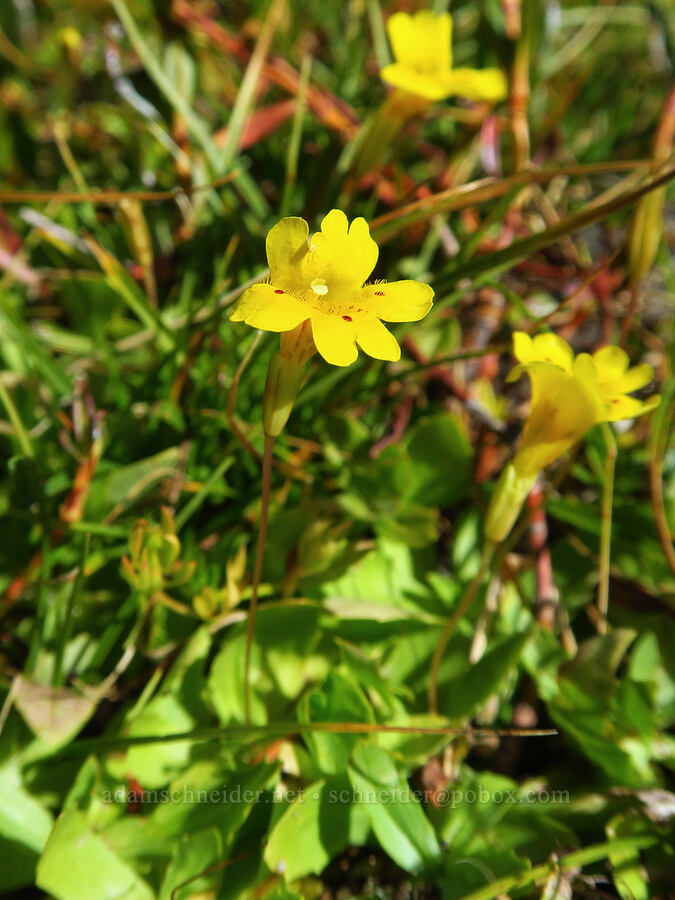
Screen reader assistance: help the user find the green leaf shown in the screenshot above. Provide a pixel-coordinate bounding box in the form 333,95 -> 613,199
440,631 -> 532,719
0,770 -> 54,890
36,810 -> 155,900
208,603 -> 328,725
126,693 -> 196,789
406,413 -> 473,507
264,776 -> 370,881
299,670 -> 374,775
607,812 -> 652,900
348,742 -> 441,874
159,827 -> 223,900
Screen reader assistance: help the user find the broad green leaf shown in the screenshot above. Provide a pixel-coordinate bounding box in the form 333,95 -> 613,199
208,603 -> 328,725
0,770 -> 54,890
36,810 -> 155,900
440,632 -> 532,719
104,760 -> 278,861
264,776 -> 370,881
299,669 -> 374,775
406,413 -> 472,507
126,694 -> 196,788
159,827 -> 223,900
348,742 -> 441,874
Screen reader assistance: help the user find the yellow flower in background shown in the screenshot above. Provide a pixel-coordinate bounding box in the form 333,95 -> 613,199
380,11 -> 507,103
230,209 -> 434,368
485,332 -> 659,542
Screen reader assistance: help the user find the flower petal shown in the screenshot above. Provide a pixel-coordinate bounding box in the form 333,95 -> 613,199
592,345 -> 630,380
355,314 -> 401,362
310,310 -> 358,367
439,68 -> 507,102
512,332 -> 574,372
361,280 -> 434,322
615,363 -> 655,394
229,283 -> 309,332
387,11 -> 452,72
513,331 -> 534,364
311,210 -> 378,289
380,63 -> 452,101
514,363 -> 604,478
530,333 -> 574,371
266,216 -> 310,289
604,393 -> 660,422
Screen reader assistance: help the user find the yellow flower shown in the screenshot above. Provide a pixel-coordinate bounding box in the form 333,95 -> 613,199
380,11 -> 507,104
230,209 -> 434,368
485,332 -> 659,542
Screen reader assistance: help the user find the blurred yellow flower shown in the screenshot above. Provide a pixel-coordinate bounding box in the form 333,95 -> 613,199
485,332 -> 659,542
380,11 -> 507,103
230,209 -> 434,368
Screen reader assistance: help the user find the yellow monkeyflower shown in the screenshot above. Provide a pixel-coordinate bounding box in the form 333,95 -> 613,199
230,209 -> 434,368
485,332 -> 660,542
380,11 -> 507,104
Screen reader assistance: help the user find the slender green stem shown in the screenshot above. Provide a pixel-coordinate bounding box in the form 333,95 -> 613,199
429,541 -> 495,715
218,0 -> 286,173
280,55 -> 311,218
459,836 -> 657,900
175,457 -> 234,532
244,434 -> 275,724
58,721 -> 558,756
597,423 -> 617,633
54,533 -> 90,687
110,0 -> 220,172
26,527 -> 51,674
0,378 -> 34,458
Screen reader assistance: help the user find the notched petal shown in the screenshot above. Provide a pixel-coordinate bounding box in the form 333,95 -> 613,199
266,216 -> 310,287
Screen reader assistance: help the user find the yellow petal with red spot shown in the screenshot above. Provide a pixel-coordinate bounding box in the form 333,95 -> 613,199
229,283 -> 309,332
361,280 -> 434,322
354,315 -> 401,362
310,310 -> 358,367
604,393 -> 660,422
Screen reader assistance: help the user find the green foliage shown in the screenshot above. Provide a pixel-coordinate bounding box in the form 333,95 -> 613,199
0,0 -> 674,898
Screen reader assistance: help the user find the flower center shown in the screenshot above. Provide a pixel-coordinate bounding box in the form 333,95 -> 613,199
311,278 -> 328,296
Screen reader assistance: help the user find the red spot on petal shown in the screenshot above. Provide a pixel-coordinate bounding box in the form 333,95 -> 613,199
342,315 -> 352,322
274,289 -> 284,294
374,291 -> 385,296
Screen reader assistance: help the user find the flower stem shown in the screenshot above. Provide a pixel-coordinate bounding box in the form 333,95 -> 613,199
244,433 -> 274,724
0,378 -> 34,458
597,423 -> 617,634
429,541 -> 495,715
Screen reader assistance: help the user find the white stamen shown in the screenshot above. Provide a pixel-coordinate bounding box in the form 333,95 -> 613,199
311,278 -> 328,296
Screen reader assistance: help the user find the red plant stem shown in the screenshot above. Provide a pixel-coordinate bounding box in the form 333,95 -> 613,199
527,481 -> 557,632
